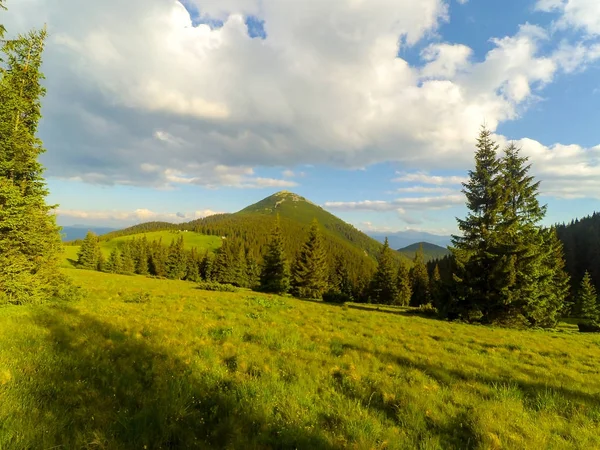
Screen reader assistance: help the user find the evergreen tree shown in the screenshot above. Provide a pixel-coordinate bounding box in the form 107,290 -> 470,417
291,219 -> 329,299
245,250 -> 261,290
577,271 -> 599,321
259,216 -> 290,294
135,240 -> 149,275
166,236 -> 186,280
120,242 -> 135,275
0,22 -> 73,304
429,264 -> 443,309
200,252 -> 214,281
77,231 -> 101,270
410,244 -> 430,306
149,240 -> 168,277
106,248 -> 122,274
213,238 -> 239,285
185,248 -> 200,282
396,262 -> 412,306
451,127 -> 514,322
332,255 -> 354,300
369,238 -> 399,304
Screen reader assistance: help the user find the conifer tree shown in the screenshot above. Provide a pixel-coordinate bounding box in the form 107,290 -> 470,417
577,271 -> 598,321
291,219 -> 329,299
410,244 -> 430,306
213,238 -> 238,285
369,238 -> 399,304
396,262 -> 412,306
149,240 -> 168,277
259,216 -> 290,294
0,21 -> 73,304
135,240 -> 149,275
166,236 -> 186,280
331,255 -> 354,300
429,264 -> 443,309
120,242 -> 135,275
200,252 -> 214,281
185,248 -> 200,282
106,248 -> 122,274
451,127 -> 511,322
245,250 -> 261,290
77,231 -> 101,270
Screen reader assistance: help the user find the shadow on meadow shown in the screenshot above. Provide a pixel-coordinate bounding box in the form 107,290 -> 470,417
5,305 -> 335,449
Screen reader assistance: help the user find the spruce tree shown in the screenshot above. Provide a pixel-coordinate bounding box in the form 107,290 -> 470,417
77,231 -> 101,270
291,219 -> 329,299
410,244 -> 430,306
200,252 -> 214,281
429,264 -> 443,309
120,242 -> 135,275
369,238 -> 399,304
106,248 -> 122,274
577,271 -> 599,321
245,250 -> 261,290
0,23 -> 73,304
396,262 -> 412,306
213,238 -> 237,285
149,240 -> 167,277
452,127 -> 511,322
135,240 -> 149,275
332,255 -> 354,300
166,236 -> 186,280
185,248 -> 200,282
259,216 -> 290,294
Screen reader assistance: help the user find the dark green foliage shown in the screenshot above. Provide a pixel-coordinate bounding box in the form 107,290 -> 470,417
134,238 -> 149,275
369,238 -> 399,304
329,255 -> 354,301
184,248 -> 200,282
212,238 -> 248,287
77,232 -> 102,270
120,243 -> 135,275
450,129 -> 568,327
576,271 -> 599,321
0,25 -> 73,304
410,244 -> 430,307
148,240 -> 168,278
322,290 -> 351,304
291,220 -> 329,299
245,251 -> 261,290
259,217 -> 290,294
578,321 -> 600,333
197,281 -> 239,292
429,264 -> 443,309
451,126 -> 507,322
106,248 -> 122,274
166,236 -> 186,280
200,252 -> 214,282
555,212 -> 600,297
396,262 -> 412,306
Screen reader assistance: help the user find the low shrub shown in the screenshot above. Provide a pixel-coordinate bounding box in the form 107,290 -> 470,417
578,321 -> 600,333
197,281 -> 239,293
322,290 -> 352,304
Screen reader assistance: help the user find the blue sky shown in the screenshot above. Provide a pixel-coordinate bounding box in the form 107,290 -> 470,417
4,0 -> 600,235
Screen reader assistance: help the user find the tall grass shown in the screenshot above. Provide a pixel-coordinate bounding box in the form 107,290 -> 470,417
1,268 -> 599,449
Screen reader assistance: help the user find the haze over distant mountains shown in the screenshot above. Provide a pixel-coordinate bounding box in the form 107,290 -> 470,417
60,225 -> 117,242
368,231 -> 452,250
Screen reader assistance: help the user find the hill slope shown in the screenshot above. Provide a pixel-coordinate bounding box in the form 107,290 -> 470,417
398,242 -> 451,262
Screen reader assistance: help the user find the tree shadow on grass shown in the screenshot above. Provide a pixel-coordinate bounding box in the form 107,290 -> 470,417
4,305 -> 335,449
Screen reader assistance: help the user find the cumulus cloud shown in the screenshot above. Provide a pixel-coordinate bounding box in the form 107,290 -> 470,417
536,0 -> 600,35
393,172 -> 467,185
0,0 -> 597,198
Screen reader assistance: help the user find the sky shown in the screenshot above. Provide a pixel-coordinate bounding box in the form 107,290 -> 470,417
3,0 -> 600,235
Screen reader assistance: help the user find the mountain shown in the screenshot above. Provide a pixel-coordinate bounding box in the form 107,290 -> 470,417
397,242 -> 450,262
60,225 -> 117,241
100,191 -> 410,296
369,230 -> 452,249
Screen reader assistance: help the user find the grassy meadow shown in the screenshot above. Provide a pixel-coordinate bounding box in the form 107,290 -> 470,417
1,268 -> 600,449
63,230 -> 223,267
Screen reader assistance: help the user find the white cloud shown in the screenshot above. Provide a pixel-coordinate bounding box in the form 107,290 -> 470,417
396,186 -> 456,194
56,208 -> 221,225
325,194 -> 463,212
0,0 -> 580,186
393,172 -> 467,185
536,0 -> 600,35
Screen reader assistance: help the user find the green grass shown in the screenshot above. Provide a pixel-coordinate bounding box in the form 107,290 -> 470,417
63,231 -> 222,268
1,269 -> 600,449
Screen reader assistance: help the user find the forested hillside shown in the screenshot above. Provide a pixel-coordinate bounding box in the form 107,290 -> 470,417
556,212 -> 600,292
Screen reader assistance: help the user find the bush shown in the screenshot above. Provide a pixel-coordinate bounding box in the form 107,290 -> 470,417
322,290 -> 352,304
578,321 -> 600,333
197,281 -> 239,293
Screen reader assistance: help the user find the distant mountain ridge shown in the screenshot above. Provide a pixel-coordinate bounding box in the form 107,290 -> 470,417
397,242 -> 451,262
60,225 -> 117,242
368,230 -> 452,249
